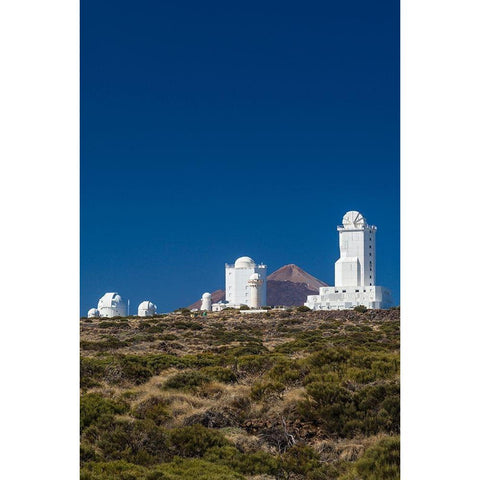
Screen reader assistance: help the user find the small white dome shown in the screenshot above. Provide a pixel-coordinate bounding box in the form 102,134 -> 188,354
138,300 -> 155,310
234,256 -> 255,268
87,308 -> 99,318
138,300 -> 157,317
249,273 -> 261,281
202,292 -> 212,299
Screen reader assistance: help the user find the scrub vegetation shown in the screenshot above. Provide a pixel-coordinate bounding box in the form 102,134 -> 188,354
80,308 -> 399,479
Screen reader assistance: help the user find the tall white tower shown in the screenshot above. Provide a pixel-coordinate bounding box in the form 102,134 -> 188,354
200,292 -> 212,311
225,256 -> 267,307
335,211 -> 376,287
248,273 -> 264,309
305,211 -> 393,310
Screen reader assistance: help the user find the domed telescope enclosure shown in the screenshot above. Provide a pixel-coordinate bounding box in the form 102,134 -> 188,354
138,301 -> 157,317
97,292 -> 127,318
87,308 -> 99,318
234,256 -> 256,269
224,256 -> 267,308
200,292 -> 212,311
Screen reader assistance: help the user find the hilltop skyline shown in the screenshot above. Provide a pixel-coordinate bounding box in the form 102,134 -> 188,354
81,0 -> 399,314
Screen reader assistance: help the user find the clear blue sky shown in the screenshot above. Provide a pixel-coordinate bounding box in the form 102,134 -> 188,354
81,0 -> 399,315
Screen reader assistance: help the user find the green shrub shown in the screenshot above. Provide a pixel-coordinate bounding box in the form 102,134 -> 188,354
296,306 -> 311,312
153,457 -> 244,479
228,343 -> 268,356
344,367 -> 377,384
340,436 -> 399,480
98,321 -> 130,329
250,381 -> 285,401
80,460 -> 150,480
204,446 -> 279,475
134,397 -> 171,425
91,418 -> 171,465
236,354 -> 272,375
80,393 -> 128,432
279,444 -> 320,476
201,366 -> 237,383
299,380 -> 400,437
172,320 -> 203,330
163,371 -> 211,391
268,357 -> 308,385
120,356 -> 155,384
169,424 -> 228,457
81,337 -> 128,351
308,348 -> 351,370
353,305 -> 368,313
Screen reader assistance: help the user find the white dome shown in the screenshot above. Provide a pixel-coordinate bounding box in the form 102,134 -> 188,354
87,308 -> 99,318
249,273 -> 260,281
234,256 -> 255,268
97,292 -> 127,317
138,300 -> 156,317
202,292 -> 212,299
98,292 -> 124,309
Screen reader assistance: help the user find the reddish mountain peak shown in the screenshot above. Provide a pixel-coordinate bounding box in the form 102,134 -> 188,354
267,264 -> 328,290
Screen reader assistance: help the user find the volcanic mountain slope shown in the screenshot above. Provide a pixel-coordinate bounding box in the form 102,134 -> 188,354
188,264 -> 328,308
267,264 -> 328,306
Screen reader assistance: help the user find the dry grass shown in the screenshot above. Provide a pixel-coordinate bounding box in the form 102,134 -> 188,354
81,309 -> 400,478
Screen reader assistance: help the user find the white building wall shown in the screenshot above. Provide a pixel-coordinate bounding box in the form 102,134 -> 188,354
225,259 -> 267,307
335,223 -> 377,287
305,285 -> 393,310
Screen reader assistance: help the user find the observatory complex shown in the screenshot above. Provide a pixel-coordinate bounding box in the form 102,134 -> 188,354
208,256 -> 267,311
86,212 -> 393,317
305,211 -> 393,310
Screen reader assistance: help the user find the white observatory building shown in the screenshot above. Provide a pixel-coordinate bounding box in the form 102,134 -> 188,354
305,211 -> 393,310
200,292 -> 212,311
248,273 -> 264,309
87,308 -> 99,318
138,300 -> 157,317
97,292 -> 128,317
212,256 -> 267,310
